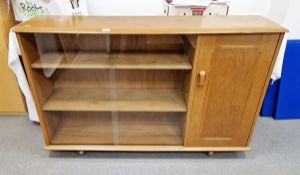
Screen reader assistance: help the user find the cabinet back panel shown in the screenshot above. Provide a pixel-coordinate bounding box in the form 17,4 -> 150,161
52,69 -> 186,89
46,112 -> 184,145
34,34 -> 185,53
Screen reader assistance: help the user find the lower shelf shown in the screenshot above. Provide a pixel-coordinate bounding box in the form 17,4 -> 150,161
49,112 -> 184,145
43,88 -> 187,112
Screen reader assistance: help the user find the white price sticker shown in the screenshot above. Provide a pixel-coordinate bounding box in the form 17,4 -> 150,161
102,28 -> 111,32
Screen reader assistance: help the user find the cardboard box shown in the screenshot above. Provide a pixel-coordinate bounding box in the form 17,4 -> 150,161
163,0 -> 229,16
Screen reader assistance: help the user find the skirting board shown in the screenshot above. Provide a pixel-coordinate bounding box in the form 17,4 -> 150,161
45,145 -> 251,152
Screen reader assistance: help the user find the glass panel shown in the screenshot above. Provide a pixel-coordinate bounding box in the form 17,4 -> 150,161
31,33 -> 196,146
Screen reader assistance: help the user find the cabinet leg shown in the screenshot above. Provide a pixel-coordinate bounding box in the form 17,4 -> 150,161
78,150 -> 85,155
207,151 -> 214,156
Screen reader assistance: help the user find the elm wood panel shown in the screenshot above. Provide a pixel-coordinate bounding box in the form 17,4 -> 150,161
43,89 -> 187,112
51,112 -> 183,145
45,145 -> 250,152
246,33 -> 285,146
17,34 -> 54,103
52,70 -> 186,89
34,34 -> 106,53
0,1 -> 26,115
181,69 -> 192,140
146,35 -> 184,45
194,46 -> 260,146
0,21 -> 26,115
110,35 -> 146,52
0,0 -> 17,43
13,16 -> 287,34
115,35 -> 185,52
58,34 -> 81,56
110,35 -> 184,52
184,34 -> 228,147
31,52 -> 192,70
184,35 -> 198,67
186,34 -> 280,147
185,35 -> 197,48
182,35 -> 198,103
44,112 -> 61,141
16,33 -> 55,145
34,34 -> 185,53
34,33 -> 74,53
117,112 -> 183,145
181,35 -> 198,142
233,34 -> 281,146
51,112 -> 114,145
183,35 -> 202,145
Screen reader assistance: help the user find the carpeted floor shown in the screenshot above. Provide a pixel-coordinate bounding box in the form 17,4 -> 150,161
0,116 -> 299,175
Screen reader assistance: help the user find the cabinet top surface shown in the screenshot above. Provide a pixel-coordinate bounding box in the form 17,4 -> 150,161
13,16 -> 287,34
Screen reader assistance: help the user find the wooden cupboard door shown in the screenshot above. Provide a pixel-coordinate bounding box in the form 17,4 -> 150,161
0,19 -> 26,115
186,34 -> 281,147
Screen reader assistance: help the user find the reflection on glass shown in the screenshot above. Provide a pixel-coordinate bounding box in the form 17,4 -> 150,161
33,34 -> 196,145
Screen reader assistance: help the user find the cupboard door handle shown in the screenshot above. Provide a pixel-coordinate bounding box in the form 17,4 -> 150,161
197,71 -> 206,87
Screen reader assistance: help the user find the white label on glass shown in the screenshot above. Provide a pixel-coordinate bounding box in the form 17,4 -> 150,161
102,28 -> 111,32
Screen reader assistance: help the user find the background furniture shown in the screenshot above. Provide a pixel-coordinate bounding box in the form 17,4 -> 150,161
275,40 -> 300,119
260,80 -> 279,117
14,16 -> 286,153
0,0 -> 26,115
260,40 -> 300,119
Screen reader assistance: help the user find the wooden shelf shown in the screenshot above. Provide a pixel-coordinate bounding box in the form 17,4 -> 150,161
51,112 -> 183,145
43,88 -> 187,112
31,52 -> 192,70
51,113 -> 113,145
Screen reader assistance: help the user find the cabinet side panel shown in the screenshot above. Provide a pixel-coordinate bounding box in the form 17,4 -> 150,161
246,33 -> 285,146
181,35 -> 198,142
17,33 -> 55,145
183,35 -> 202,145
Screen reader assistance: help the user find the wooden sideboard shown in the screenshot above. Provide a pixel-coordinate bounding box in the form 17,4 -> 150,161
0,0 -> 26,115
13,16 -> 287,154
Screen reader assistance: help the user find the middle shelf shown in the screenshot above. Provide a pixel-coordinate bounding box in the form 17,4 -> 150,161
43,88 -> 187,112
31,52 -> 192,70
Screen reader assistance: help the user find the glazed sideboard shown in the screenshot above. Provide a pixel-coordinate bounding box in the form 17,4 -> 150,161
13,16 -> 287,154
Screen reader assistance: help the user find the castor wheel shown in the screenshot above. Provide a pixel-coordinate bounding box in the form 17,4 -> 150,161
78,150 -> 85,155
207,151 -> 214,156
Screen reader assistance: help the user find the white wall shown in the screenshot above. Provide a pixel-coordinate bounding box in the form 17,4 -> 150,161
228,0 -> 272,16
86,0 -> 164,16
268,0 -> 291,24
268,0 -> 300,80
86,0 -> 272,16
281,0 -> 300,39
266,0 -> 300,39
86,0 -> 299,39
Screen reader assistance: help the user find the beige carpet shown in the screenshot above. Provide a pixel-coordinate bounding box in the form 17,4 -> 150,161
0,116 -> 299,175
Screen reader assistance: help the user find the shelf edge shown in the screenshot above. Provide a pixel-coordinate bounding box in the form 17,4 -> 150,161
44,145 -> 251,152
